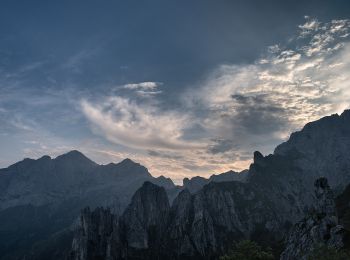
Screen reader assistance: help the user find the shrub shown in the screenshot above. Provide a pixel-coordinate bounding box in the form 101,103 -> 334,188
308,245 -> 350,260
220,240 -> 274,260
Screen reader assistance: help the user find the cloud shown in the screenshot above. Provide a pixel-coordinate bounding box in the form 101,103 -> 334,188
229,94 -> 288,135
298,18 -> 321,37
123,82 -> 160,90
79,17 -> 350,181
208,139 -> 237,154
81,96 -> 203,151
147,150 -> 183,160
185,17 -> 350,156
122,82 -> 163,97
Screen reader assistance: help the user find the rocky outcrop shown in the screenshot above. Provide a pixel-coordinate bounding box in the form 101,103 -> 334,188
71,182 -> 171,260
71,207 -> 120,260
165,189 -> 197,257
71,181 -> 283,259
280,178 -> 345,260
183,176 -> 208,193
171,181 -> 281,258
122,181 -> 170,257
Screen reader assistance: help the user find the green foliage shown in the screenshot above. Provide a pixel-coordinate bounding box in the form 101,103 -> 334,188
308,245 -> 350,260
220,240 -> 275,260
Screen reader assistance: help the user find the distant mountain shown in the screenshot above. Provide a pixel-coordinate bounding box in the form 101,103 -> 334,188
274,110 -> 350,190
71,110 -> 350,259
0,151 -> 176,259
0,148 -> 249,259
0,150 -> 176,211
183,169 -> 248,193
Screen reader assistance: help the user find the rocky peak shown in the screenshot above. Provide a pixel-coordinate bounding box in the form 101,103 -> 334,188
121,181 -> 170,251
248,151 -> 268,177
341,109 -> 350,120
123,181 -> 170,226
38,155 -> 51,161
54,150 -> 96,166
253,151 -> 264,164
153,175 -> 175,190
183,176 -> 208,193
168,188 -> 193,227
112,158 -> 151,178
117,158 -> 136,166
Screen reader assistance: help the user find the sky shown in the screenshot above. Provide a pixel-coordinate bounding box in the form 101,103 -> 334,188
0,0 -> 350,183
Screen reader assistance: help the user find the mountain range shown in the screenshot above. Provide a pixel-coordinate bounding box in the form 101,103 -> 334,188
1,110 -> 350,259
0,151 -> 176,259
70,110 -> 350,259
0,149 -> 246,259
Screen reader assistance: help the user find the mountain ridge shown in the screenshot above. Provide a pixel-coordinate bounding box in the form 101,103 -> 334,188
0,150 -> 176,259
70,109 -> 350,259
2,109 -> 350,259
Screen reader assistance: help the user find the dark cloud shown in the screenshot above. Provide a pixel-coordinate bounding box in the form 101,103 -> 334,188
230,93 -> 289,135
208,139 -> 238,154
147,150 -> 183,160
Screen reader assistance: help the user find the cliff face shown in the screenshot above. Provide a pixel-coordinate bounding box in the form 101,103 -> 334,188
122,181 -> 170,257
164,181 -> 282,258
280,178 -> 345,260
72,177 -> 350,260
71,181 -> 286,259
71,207 -> 120,260
71,182 -> 171,260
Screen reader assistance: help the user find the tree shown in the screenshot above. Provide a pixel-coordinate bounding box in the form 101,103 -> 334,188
220,240 -> 274,260
308,245 -> 350,260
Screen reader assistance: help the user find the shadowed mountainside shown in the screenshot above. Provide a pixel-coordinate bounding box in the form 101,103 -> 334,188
0,151 -> 176,259
0,150 -> 247,259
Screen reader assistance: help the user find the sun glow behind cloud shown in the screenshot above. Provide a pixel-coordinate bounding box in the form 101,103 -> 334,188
79,17 -> 350,182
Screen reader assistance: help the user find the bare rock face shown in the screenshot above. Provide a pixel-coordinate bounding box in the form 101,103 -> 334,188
71,177 -> 350,260
122,181 -> 170,256
165,189 -> 197,257
71,207 -> 121,260
274,110 -> 350,190
71,182 -> 170,260
71,181 -> 283,259
280,178 -> 345,260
